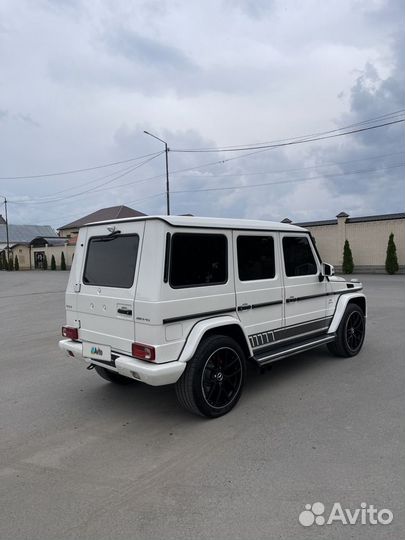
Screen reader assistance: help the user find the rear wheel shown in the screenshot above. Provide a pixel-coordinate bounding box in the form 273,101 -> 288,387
94,365 -> 135,385
327,303 -> 365,358
176,335 -> 246,418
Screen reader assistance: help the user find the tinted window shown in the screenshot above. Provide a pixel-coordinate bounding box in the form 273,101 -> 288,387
237,236 -> 275,281
170,233 -> 227,287
83,234 -> 139,288
282,236 -> 317,277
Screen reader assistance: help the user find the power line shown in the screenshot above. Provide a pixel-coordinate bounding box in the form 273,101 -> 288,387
170,162 -> 405,195
0,151 -> 163,180
8,153 -> 164,205
171,119 -> 404,153
172,151 -> 405,181
174,110 -> 405,152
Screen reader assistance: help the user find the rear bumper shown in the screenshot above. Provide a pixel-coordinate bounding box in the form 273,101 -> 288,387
58,339 -> 186,386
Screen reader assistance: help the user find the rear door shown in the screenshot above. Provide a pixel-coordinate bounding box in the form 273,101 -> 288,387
280,233 -> 329,337
233,231 -> 283,350
76,221 -> 145,355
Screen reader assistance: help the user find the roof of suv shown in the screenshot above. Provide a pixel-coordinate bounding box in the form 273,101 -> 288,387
85,215 -> 307,232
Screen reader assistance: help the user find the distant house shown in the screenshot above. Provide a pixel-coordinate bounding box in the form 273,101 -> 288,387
58,205 -> 146,241
0,220 -> 57,269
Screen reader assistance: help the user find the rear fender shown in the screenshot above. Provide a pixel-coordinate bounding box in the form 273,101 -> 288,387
178,316 -> 252,363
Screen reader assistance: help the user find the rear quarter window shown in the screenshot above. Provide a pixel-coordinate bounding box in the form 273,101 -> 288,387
83,234 -> 139,288
169,233 -> 228,288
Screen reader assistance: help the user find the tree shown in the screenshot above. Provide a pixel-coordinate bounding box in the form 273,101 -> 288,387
43,254 -> 48,270
14,255 -> 19,270
61,251 -> 66,271
51,254 -> 56,270
342,239 -> 354,274
385,233 -> 399,275
8,255 -> 14,271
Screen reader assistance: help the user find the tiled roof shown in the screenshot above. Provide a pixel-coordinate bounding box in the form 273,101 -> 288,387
0,224 -> 57,243
58,205 -> 146,230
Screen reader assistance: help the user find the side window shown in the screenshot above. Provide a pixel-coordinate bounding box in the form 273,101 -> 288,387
170,233 -> 228,288
282,236 -> 317,277
237,236 -> 275,281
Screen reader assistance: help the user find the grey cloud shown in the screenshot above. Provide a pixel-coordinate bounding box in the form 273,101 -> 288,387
105,28 -> 196,71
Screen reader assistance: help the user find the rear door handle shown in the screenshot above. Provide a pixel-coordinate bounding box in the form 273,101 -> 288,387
287,296 -> 297,303
117,308 -> 132,316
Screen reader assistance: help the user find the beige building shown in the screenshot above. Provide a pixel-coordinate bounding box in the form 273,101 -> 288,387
282,212 -> 405,273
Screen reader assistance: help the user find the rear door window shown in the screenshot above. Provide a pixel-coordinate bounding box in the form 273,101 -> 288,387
237,235 -> 275,281
282,236 -> 317,277
83,234 -> 139,288
170,233 -> 227,288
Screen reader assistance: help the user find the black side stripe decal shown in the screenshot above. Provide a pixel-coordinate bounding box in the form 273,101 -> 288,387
163,307 -> 235,324
252,300 -> 283,309
162,289 -> 362,324
286,287 -> 363,303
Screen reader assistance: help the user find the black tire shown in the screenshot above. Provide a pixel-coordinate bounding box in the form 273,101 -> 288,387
176,335 -> 246,418
94,365 -> 135,385
327,303 -> 365,358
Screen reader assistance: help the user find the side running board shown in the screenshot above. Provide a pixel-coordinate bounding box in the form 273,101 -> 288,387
253,334 -> 336,366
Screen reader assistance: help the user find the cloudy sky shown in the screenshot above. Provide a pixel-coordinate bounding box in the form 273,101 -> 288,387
0,0 -> 403,229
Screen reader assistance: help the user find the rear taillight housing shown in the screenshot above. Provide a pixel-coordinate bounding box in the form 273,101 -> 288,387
132,342 -> 156,362
62,326 -> 79,340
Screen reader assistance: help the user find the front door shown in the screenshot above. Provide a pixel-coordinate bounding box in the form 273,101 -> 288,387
280,233 -> 329,340
233,231 -> 283,350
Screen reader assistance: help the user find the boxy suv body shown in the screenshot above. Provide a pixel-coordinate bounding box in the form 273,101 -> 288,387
59,215 -> 366,417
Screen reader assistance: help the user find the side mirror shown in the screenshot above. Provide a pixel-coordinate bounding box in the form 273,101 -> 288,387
322,262 -> 335,277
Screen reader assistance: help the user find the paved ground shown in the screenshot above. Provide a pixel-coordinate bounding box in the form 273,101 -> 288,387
0,271 -> 403,540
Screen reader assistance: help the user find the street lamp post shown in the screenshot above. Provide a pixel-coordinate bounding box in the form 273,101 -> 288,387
0,195 -> 10,266
143,131 -> 170,215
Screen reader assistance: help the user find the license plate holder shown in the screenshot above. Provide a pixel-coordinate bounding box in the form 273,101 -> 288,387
83,342 -> 112,362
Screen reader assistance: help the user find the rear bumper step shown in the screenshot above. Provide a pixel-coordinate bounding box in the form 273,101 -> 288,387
253,334 -> 335,366
58,339 -> 185,386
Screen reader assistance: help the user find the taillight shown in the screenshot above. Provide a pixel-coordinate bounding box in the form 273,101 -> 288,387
62,326 -> 79,340
132,342 -> 156,362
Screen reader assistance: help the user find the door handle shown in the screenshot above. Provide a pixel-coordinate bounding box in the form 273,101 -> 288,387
238,303 -> 252,311
117,307 -> 132,316
287,296 -> 297,303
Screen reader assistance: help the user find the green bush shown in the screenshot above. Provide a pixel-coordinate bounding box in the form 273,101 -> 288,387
14,255 -> 19,270
342,239 -> 354,274
385,233 -> 399,275
51,254 -> 56,270
61,251 -> 66,271
8,255 -> 14,271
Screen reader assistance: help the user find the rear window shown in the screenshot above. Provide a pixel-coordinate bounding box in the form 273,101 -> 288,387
169,233 -> 228,288
237,235 -> 275,281
83,234 -> 139,288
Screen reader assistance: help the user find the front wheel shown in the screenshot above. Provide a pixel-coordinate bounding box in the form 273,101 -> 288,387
327,303 -> 365,358
176,335 -> 246,418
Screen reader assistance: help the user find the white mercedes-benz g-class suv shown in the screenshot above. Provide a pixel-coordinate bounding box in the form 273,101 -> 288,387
59,215 -> 366,417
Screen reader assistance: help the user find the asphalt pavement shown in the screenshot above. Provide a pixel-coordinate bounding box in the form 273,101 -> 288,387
0,271 -> 403,540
